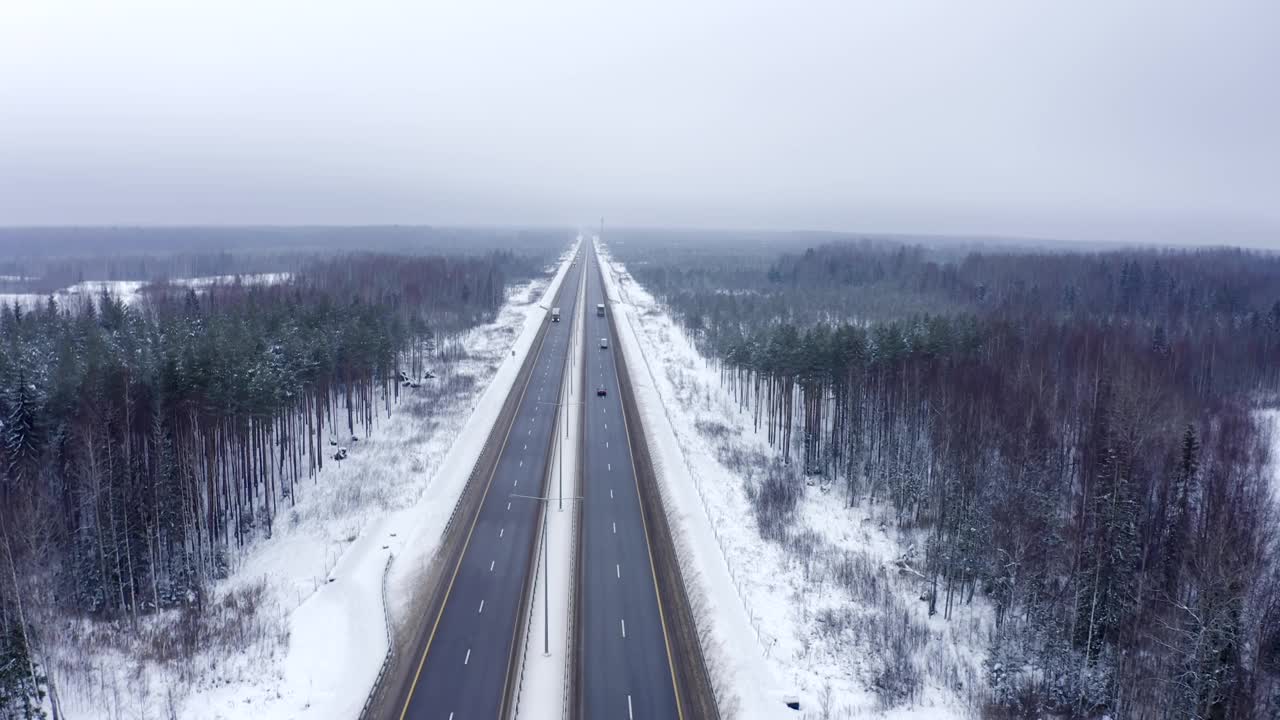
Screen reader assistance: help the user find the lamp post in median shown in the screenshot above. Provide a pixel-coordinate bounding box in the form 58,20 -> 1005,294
537,400 -> 582,511
511,492 -> 583,656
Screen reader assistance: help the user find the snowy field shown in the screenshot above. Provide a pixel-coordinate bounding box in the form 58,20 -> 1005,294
46,247 -> 577,720
167,273 -> 293,289
0,273 -> 291,310
597,240 -> 987,719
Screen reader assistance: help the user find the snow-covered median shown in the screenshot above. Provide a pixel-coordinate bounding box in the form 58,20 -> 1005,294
596,240 -> 986,719
49,244 -> 578,720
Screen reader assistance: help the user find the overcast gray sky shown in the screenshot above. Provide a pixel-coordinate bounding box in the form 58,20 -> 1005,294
1,0 -> 1277,246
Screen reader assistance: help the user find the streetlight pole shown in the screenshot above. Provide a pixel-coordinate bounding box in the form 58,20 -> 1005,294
537,400 -> 582,511
511,492 -> 582,656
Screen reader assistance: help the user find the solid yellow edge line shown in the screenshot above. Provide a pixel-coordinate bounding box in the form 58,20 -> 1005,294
597,246 -> 686,720
397,263 -> 566,720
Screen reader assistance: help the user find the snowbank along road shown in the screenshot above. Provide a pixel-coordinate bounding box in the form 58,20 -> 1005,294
392,257 -> 586,719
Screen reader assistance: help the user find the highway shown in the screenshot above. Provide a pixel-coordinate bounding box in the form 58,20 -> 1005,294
393,253 -> 585,720
578,242 -> 682,719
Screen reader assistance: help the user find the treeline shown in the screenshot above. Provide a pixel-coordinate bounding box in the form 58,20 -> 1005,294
632,242 -> 1280,376
0,225 -> 569,293
616,237 -> 1280,719
0,250 -> 542,715
0,252 -> 303,294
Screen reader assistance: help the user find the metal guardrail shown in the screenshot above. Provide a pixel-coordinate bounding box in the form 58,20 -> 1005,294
358,552 -> 396,720
508,466 -> 548,719
561,264 -> 587,720
561,489 -> 581,720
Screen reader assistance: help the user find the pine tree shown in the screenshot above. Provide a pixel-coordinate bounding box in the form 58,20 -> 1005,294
0,616 -> 47,720
2,367 -> 42,485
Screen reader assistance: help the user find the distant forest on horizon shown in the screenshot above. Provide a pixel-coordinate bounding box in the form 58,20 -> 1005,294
0,226 -> 571,294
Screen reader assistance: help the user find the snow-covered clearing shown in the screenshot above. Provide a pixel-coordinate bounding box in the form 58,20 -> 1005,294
596,240 -> 987,719
47,246 -> 577,720
167,273 -> 293,289
0,274 -> 292,310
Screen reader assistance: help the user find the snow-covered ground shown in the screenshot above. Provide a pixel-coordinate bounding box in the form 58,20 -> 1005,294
0,273 -> 291,310
47,246 -> 577,720
167,273 -> 293,289
1263,410 -> 1280,507
596,240 -> 987,719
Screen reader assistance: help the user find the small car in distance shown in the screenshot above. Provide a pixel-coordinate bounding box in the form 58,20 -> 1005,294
596,386 -> 608,397
599,337 -> 609,349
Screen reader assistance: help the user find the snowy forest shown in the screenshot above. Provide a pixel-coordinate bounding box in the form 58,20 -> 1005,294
0,248 -> 543,717
614,236 -> 1280,719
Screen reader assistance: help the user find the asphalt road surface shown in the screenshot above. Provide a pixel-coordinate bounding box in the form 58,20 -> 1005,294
579,243 -> 682,719
395,256 -> 585,720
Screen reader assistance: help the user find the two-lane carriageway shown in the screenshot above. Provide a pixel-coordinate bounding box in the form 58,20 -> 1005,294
578,242 -> 682,719
396,252 -> 585,720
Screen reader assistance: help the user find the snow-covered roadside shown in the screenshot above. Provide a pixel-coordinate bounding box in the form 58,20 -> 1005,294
49,243 -> 578,720
513,242 -> 586,719
596,240 -> 985,719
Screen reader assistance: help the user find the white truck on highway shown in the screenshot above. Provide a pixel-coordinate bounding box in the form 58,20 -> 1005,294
551,307 -> 561,322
